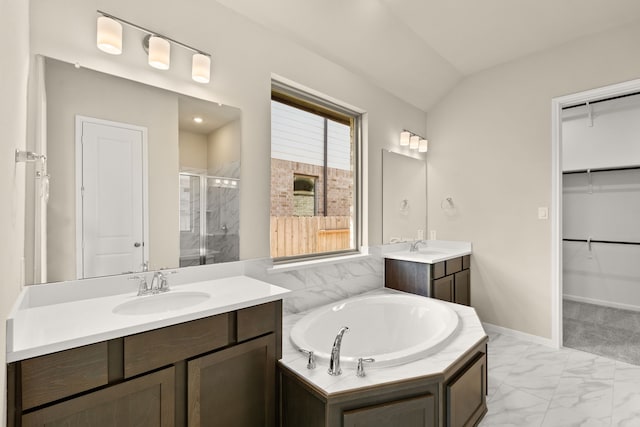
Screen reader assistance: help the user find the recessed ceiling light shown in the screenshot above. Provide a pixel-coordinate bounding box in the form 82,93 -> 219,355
193,117 -> 203,124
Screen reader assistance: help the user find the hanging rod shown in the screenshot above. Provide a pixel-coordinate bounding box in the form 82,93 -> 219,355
562,91 -> 640,110
563,165 -> 640,175
563,238 -> 640,246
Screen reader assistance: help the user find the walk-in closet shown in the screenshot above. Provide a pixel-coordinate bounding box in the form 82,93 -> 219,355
562,93 -> 640,364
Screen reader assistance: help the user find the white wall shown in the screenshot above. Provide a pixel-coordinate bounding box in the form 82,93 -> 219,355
564,171 -> 640,308
0,0 -> 29,422
426,22 -> 640,339
29,0 -> 427,258
563,95 -> 640,171
179,130 -> 208,171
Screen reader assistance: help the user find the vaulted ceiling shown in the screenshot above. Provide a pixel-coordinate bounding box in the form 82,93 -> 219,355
216,0 -> 640,111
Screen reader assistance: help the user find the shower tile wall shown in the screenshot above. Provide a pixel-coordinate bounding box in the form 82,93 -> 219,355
207,160 -> 240,264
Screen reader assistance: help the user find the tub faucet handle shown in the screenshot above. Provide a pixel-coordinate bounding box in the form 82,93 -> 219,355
356,358 -> 375,377
299,349 -> 316,369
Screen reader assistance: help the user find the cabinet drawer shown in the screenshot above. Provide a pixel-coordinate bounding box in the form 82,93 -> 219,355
237,301 -> 278,342
124,314 -> 230,377
21,342 -> 108,410
431,262 -> 446,279
462,255 -> 470,270
445,257 -> 462,275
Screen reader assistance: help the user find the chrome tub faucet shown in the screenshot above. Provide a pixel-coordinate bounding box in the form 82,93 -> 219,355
328,326 -> 349,376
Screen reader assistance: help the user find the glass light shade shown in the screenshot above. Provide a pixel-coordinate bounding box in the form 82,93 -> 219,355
96,16 -> 122,55
192,53 -> 211,83
418,139 -> 428,152
409,135 -> 420,150
400,131 -> 411,146
148,36 -> 170,70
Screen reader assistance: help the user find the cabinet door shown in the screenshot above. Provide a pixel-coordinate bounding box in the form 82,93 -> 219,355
453,269 -> 470,306
188,334 -> 276,427
447,353 -> 486,427
343,394 -> 435,427
22,367 -> 175,427
432,276 -> 453,302
385,259 -> 430,296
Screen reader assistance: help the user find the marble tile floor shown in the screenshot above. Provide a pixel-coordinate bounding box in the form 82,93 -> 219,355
478,331 -> 640,426
563,299 -> 640,365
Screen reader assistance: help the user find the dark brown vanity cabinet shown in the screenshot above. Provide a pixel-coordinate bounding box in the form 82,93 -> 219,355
385,255 -> 471,306
7,300 -> 282,427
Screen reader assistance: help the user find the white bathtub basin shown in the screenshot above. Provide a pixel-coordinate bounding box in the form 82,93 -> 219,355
290,293 -> 460,368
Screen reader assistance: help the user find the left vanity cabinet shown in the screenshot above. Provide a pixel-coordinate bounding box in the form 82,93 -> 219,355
7,300 -> 282,427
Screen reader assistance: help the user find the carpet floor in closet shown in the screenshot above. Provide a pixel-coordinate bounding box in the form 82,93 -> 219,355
563,299 -> 640,365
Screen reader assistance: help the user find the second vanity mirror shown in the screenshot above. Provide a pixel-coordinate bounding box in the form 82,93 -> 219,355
26,57 -> 241,285
382,150 -> 426,244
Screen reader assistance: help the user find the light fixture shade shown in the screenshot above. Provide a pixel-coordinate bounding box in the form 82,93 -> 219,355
148,36 -> 170,70
409,135 -> 420,150
97,16 -> 122,55
418,139 -> 428,152
400,131 -> 411,146
192,53 -> 211,83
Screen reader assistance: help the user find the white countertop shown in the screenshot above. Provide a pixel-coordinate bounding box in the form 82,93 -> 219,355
383,240 -> 472,264
279,288 -> 487,396
6,276 -> 289,363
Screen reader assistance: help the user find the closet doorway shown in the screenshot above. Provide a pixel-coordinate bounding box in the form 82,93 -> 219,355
553,84 -> 640,363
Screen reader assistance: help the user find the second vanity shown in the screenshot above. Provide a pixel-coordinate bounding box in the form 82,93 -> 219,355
383,241 -> 472,306
5,275 -> 289,427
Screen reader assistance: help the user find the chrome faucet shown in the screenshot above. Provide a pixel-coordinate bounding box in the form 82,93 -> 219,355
409,240 -> 427,252
149,271 -> 175,294
328,326 -> 349,376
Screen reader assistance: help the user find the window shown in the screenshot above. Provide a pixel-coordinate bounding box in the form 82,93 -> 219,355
270,82 -> 361,260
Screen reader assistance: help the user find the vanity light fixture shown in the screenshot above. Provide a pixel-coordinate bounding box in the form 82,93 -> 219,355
147,35 -> 171,70
96,11 -> 212,83
399,131 -> 411,146
409,135 -> 420,150
96,16 -> 123,55
192,53 -> 211,83
399,130 -> 429,152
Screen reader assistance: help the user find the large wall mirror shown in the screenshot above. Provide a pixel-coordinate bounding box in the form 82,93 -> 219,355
25,56 -> 241,285
381,150 -> 426,243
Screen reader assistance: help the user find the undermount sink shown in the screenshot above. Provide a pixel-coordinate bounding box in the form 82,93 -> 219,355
113,291 -> 210,315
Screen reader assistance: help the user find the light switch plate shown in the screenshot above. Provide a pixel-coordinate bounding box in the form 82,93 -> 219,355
538,207 -> 549,220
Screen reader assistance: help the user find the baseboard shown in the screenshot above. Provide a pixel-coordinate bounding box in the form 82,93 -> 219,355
482,322 -> 556,348
563,294 -> 640,313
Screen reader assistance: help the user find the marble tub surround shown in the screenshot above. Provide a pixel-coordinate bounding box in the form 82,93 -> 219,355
6,275 -> 289,362
383,239 -> 472,264
244,253 -> 384,315
480,331 -> 640,426
279,288 -> 487,394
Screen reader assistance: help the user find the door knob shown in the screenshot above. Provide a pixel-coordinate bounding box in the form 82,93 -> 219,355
134,242 -> 142,247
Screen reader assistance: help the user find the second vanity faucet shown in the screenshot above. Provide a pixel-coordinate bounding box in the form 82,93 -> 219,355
409,240 -> 427,252
328,326 -> 349,376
